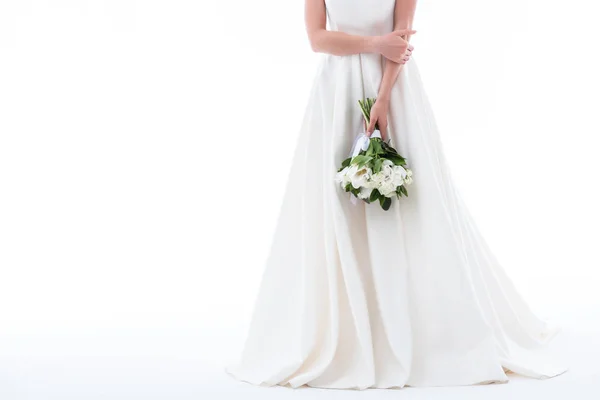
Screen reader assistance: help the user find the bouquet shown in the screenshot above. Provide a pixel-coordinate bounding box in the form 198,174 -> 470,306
335,98 -> 413,211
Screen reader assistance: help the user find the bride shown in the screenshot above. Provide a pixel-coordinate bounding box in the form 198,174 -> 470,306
228,0 -> 566,389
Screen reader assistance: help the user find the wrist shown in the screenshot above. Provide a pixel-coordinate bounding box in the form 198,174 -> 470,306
368,36 -> 382,54
376,93 -> 391,105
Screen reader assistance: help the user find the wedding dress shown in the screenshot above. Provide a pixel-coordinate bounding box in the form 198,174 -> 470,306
228,0 -> 566,389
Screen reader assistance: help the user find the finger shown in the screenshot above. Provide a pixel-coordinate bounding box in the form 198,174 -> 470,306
394,29 -> 417,36
380,123 -> 388,139
367,117 -> 377,134
377,119 -> 388,140
408,44 -> 414,51
380,129 -> 387,141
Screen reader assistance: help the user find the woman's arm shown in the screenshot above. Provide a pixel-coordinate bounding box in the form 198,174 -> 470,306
377,0 -> 417,104
305,0 -> 415,62
368,0 -> 417,136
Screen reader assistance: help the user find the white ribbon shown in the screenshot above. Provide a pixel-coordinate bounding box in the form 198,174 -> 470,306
350,130 -> 382,157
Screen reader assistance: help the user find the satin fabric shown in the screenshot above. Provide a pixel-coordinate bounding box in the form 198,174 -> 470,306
228,0 -> 566,389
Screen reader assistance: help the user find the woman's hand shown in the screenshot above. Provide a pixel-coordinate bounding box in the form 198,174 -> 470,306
366,99 -> 390,140
374,29 -> 415,63
401,43 -> 414,64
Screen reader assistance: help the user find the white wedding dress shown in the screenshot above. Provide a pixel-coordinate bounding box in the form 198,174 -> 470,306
228,0 -> 566,389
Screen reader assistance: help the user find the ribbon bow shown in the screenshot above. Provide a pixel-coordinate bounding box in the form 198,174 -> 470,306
350,129 -> 382,157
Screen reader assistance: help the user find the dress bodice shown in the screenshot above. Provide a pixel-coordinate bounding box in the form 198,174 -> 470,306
326,0 -> 395,36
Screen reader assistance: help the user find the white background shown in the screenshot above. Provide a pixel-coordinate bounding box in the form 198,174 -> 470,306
1,0 -> 599,399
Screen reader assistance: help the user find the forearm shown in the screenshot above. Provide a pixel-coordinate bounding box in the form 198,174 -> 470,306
377,60 -> 402,103
394,0 -> 417,32
378,0 -> 417,102
305,0 -> 379,56
308,30 -> 378,56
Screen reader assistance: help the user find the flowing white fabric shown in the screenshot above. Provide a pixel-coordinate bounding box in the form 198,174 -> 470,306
228,0 -> 566,389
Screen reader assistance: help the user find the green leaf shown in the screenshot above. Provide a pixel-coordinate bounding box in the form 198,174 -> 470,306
341,157 -> 351,168
365,140 -> 375,157
387,154 -> 407,166
382,197 -> 392,211
381,141 -> 395,153
370,139 -> 384,155
351,155 -> 373,167
400,185 -> 408,196
372,158 -> 384,174
369,189 -> 380,203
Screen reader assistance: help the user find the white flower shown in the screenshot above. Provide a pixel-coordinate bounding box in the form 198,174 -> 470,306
334,167 -> 347,183
393,165 -> 407,178
381,159 -> 395,178
350,165 -> 372,189
379,181 -> 397,198
358,187 -> 372,200
371,171 -> 387,188
392,166 -> 407,187
403,168 -> 414,185
335,167 -> 351,188
393,178 -> 404,188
